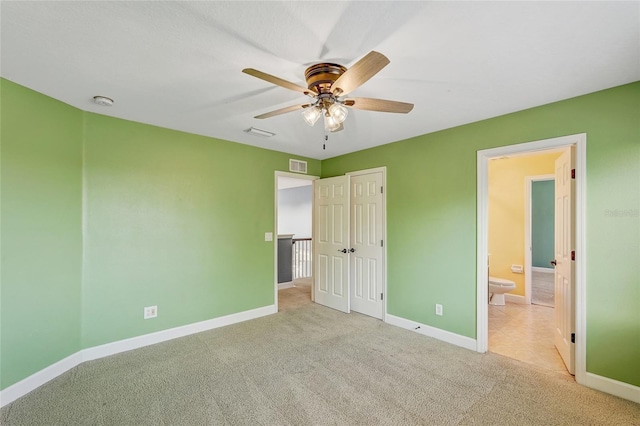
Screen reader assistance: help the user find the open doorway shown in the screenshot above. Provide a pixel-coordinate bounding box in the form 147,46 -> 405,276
477,133 -> 587,385
527,175 -> 555,308
487,150 -> 566,374
274,172 -> 317,312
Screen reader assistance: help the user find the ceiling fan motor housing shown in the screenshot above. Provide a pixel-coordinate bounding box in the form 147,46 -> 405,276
304,63 -> 347,95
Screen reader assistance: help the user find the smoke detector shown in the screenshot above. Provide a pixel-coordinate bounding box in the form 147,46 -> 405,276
93,96 -> 114,107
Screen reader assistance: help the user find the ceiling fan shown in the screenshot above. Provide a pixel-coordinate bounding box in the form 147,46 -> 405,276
242,51 -> 413,133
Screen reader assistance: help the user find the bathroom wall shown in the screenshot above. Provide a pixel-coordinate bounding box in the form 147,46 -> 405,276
532,180 -> 555,268
488,152 -> 560,296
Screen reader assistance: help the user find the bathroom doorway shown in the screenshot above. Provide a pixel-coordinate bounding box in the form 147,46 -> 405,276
274,172 -> 317,312
526,176 -> 555,308
487,150 -> 567,374
476,133 -> 586,383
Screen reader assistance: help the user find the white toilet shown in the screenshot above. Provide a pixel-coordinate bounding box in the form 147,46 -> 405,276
488,276 -> 516,305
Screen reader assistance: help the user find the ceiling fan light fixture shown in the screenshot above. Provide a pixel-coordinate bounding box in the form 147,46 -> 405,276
243,51 -> 413,134
328,103 -> 348,124
324,114 -> 341,132
301,106 -> 322,126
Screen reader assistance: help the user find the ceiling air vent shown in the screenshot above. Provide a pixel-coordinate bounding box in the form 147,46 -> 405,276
289,159 -> 308,174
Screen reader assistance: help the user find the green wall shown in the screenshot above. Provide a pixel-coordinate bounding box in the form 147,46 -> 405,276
322,82 -> 640,387
532,180 -> 554,268
1,80 -> 83,388
81,114 -> 320,347
2,77 -> 638,392
0,78 -> 320,389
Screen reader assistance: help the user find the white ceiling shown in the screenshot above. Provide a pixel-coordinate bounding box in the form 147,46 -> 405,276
2,1 -> 638,160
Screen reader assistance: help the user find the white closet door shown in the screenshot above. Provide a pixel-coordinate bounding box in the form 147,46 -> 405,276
350,172 -> 384,319
313,175 -> 350,313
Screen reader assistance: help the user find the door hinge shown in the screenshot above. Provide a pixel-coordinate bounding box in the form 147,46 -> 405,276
571,250 -> 575,261
381,293 -> 384,301
571,169 -> 576,179
571,333 -> 575,344
381,240 -> 384,247
381,186 -> 384,194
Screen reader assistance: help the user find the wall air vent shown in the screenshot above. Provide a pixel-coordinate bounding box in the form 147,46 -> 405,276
289,159 -> 308,174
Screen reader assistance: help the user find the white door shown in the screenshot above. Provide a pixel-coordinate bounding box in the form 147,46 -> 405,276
553,146 -> 575,375
313,175 -> 350,313
350,172 -> 384,319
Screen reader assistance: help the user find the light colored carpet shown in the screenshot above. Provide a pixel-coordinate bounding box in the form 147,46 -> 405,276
278,277 -> 312,312
2,291 -> 639,425
532,271 -> 555,307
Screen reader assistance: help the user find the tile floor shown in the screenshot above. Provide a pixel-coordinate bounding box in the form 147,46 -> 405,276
532,270 -> 554,307
489,302 -> 571,377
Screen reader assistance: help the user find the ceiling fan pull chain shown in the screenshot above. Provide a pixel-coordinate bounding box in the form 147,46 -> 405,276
323,134 -> 328,150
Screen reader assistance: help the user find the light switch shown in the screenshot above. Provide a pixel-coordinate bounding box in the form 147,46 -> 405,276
265,232 -> 273,241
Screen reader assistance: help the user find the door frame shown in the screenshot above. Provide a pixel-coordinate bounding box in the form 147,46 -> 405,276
346,167 -> 388,321
274,171 -> 318,313
476,133 -> 587,385
524,173 -> 555,305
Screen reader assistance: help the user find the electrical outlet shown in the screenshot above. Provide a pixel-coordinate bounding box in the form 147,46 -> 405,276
435,304 -> 443,316
144,305 -> 157,319
265,232 -> 273,241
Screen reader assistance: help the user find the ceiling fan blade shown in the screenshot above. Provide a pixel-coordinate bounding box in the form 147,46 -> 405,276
344,97 -> 414,114
254,104 -> 311,119
243,68 -> 316,96
331,51 -> 390,96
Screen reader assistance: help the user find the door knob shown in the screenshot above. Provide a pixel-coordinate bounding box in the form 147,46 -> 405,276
550,260 -> 557,267
349,248 -> 355,253
338,249 -> 347,253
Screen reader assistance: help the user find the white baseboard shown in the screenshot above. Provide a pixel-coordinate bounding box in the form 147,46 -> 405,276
532,266 -> 554,274
277,281 -> 294,290
582,372 -> 640,403
385,314 -> 477,352
82,304 -> 276,361
0,351 -> 83,408
0,304 -> 276,408
383,316 -> 639,403
505,294 -> 527,304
